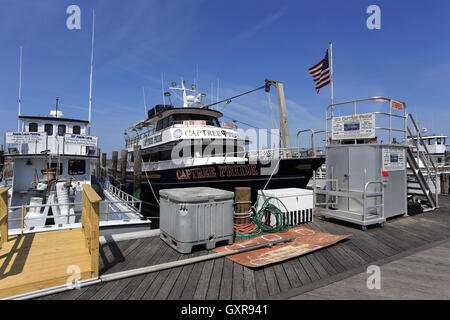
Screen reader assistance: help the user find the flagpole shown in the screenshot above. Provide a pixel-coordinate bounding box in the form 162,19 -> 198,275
329,41 -> 334,107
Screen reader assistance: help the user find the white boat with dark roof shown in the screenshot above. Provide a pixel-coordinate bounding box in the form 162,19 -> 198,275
1,101 -> 151,236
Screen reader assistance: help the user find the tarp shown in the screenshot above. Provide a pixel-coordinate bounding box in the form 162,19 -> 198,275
214,227 -> 351,268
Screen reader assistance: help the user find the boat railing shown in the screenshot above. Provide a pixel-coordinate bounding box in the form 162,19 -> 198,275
104,179 -> 142,215
325,97 -> 408,145
247,147 -> 325,159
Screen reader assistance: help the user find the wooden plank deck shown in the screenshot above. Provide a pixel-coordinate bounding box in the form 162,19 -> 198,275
0,229 -> 92,298
291,240 -> 450,300
40,195 -> 450,300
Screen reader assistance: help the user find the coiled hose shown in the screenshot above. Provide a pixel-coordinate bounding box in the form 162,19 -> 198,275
234,191 -> 291,237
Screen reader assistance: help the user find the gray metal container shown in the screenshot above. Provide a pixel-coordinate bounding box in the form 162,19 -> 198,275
159,187 -> 234,253
326,144 -> 407,219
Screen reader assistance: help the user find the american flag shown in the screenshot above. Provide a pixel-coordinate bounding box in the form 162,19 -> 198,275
308,49 -> 331,93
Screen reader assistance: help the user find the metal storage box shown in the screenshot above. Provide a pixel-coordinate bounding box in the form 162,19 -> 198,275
159,187 -> 234,253
256,188 -> 314,225
318,144 -> 408,228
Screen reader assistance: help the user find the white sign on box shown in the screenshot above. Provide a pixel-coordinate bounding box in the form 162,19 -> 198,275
332,113 -> 375,140
382,147 -> 405,171
5,132 -> 46,144
64,134 -> 98,147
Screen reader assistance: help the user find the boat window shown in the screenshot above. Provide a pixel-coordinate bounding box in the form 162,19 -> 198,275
162,117 -> 170,129
29,123 -> 38,132
58,125 -> 66,136
49,162 -> 63,175
156,120 -> 163,131
73,125 -> 81,134
68,160 -> 86,175
171,114 -> 220,127
438,157 -> 442,163
428,138 -> 434,145
44,124 -> 53,136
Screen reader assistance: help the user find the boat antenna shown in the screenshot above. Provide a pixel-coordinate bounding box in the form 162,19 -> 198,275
88,9 -> 95,135
211,81 -> 214,106
17,46 -> 23,131
161,72 -> 166,106
55,97 -> 59,118
142,87 -> 148,117
217,78 -> 220,107
195,64 -> 199,96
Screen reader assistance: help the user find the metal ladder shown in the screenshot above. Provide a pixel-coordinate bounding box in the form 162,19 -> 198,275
406,114 -> 438,210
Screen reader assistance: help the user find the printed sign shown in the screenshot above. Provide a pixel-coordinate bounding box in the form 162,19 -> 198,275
332,113 -> 375,140
5,132 -> 46,144
64,134 -> 98,147
382,147 -> 405,171
390,100 -> 403,111
183,120 -> 206,126
221,122 -> 235,129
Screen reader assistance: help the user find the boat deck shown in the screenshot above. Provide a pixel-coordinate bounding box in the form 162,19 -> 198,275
38,196 -> 450,300
0,229 -> 92,299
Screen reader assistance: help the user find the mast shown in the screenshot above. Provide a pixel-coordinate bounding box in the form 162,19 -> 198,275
265,79 -> 291,150
17,46 -> 23,131
88,9 -> 95,135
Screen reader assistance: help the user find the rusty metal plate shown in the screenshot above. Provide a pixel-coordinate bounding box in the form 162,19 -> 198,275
214,227 -> 351,268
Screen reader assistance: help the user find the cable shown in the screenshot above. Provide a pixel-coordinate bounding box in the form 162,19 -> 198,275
234,190 -> 290,237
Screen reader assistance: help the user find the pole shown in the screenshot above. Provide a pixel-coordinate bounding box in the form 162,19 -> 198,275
88,9 -> 95,135
329,42 -> 334,107
142,87 -> 147,117
18,46 -> 23,131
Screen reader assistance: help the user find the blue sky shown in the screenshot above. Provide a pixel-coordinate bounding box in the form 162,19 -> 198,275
1,0 -> 449,153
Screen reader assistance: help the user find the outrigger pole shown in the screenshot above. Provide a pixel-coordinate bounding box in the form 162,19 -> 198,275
202,79 -> 292,150
88,9 -> 95,135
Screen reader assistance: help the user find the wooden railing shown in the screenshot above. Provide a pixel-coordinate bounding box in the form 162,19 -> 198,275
0,187 -> 9,248
81,184 -> 101,278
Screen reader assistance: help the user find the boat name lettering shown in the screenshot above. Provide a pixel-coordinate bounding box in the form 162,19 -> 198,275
175,164 -> 258,180
176,167 -> 217,180
184,129 -> 236,138
218,164 -> 258,177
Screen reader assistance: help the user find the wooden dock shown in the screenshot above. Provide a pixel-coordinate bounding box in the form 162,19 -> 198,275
0,184 -> 101,299
37,195 -> 450,300
0,229 -> 92,298
291,240 -> 450,300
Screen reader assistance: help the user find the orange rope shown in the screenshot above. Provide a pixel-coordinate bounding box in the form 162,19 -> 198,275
234,221 -> 260,236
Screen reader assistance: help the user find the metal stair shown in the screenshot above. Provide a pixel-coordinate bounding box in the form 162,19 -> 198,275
406,114 -> 438,211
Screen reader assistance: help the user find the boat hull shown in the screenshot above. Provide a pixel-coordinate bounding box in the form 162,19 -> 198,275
121,157 -> 325,225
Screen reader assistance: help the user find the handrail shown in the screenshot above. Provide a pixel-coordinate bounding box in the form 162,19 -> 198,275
408,114 -> 438,173
297,129 -> 325,157
82,184 -> 101,278
325,96 -> 408,145
407,114 -> 438,209
363,181 -> 384,223
0,187 -> 10,247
